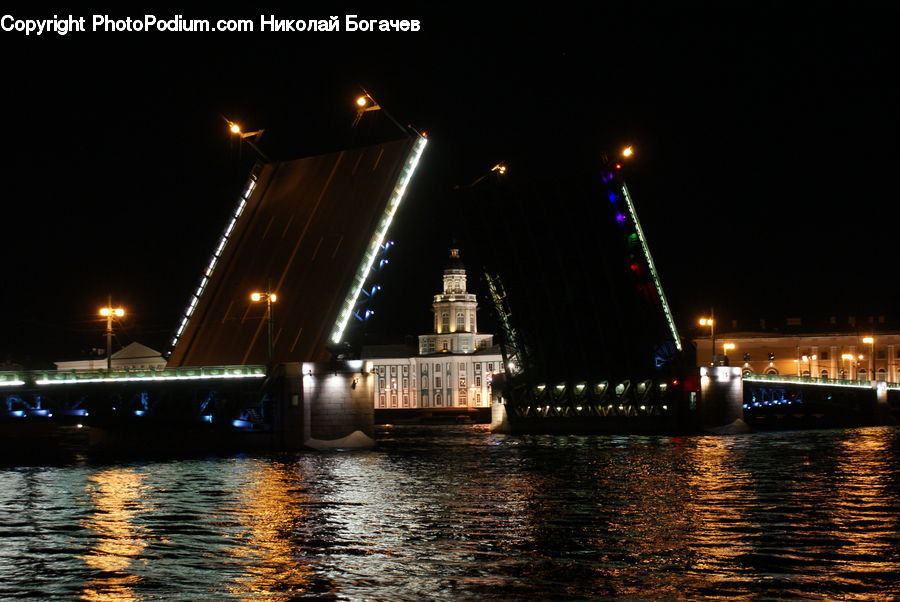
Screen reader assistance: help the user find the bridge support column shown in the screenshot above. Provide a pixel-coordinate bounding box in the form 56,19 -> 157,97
699,366 -> 750,433
300,361 -> 375,449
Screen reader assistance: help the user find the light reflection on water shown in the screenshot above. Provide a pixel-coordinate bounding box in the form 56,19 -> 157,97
0,426 -> 897,599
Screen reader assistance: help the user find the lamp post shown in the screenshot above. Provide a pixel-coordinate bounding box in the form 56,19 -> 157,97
840,353 -> 850,379
862,336 -> 875,381
99,298 -> 125,371
250,289 -> 277,368
226,119 -> 270,162
699,311 -> 715,365
723,342 -> 735,364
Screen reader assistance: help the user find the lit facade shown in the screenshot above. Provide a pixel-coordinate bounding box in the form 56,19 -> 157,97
54,342 -> 167,372
364,249 -> 503,409
694,332 -> 900,382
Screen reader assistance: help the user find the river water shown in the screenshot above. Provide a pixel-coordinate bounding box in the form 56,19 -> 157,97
1,425 -> 898,599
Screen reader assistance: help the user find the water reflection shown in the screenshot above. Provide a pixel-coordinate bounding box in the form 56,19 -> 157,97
227,460 -> 315,599
80,468 -> 148,601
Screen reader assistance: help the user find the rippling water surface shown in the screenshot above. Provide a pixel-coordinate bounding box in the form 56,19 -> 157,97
1,425 -> 898,599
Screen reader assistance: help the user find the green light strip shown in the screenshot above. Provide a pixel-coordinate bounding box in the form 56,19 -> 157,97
329,137 -> 427,345
743,374 -> 874,390
621,183 -> 682,351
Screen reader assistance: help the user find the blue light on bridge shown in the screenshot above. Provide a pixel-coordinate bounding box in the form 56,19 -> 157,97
134,410 -> 146,417
232,419 -> 253,429
202,415 -> 213,423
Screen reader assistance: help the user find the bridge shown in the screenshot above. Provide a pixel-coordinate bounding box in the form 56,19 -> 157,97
699,368 -> 900,431
2,132 -> 428,453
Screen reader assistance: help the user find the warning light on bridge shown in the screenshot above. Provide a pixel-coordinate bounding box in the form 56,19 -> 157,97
622,146 -> 633,158
229,122 -> 241,134
99,307 -> 124,318
356,96 -> 368,107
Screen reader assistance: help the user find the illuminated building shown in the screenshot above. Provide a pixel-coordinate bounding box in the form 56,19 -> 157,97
54,342 -> 167,372
363,249 -> 503,409
694,326 -> 900,382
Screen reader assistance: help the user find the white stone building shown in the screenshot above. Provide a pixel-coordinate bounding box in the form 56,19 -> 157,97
363,249 -> 503,410
54,342 -> 167,371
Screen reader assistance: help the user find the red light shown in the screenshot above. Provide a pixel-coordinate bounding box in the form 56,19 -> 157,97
629,263 -> 639,271
615,163 -> 622,169
672,379 -> 680,386
421,130 -> 428,138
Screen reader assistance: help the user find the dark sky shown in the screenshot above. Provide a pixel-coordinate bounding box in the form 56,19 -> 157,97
1,4 -> 898,366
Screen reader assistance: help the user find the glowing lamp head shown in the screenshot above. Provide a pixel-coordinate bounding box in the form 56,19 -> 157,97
269,293 -> 277,303
622,146 -> 633,158
723,343 -> 736,351
114,308 -> 124,317
250,292 -> 261,302
229,123 -> 241,134
699,318 -> 713,326
863,337 -> 874,344
99,308 -> 110,317
356,96 -> 368,107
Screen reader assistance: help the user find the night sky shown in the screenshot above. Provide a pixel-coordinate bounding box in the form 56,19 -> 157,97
1,4 -> 898,367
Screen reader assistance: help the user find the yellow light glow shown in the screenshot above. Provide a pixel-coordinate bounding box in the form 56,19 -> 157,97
114,308 -> 124,317
863,337 -> 874,344
858,354 -> 864,360
356,96 -> 368,107
842,354 -> 854,360
269,293 -> 277,303
699,318 -> 713,326
230,123 -> 241,134
250,292 -> 261,302
723,343 -> 735,351
811,354 -> 817,360
622,146 -> 634,158
99,308 -> 110,317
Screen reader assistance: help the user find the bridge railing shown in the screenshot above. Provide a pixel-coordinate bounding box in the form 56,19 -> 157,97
0,365 -> 266,386
743,372 -> 876,389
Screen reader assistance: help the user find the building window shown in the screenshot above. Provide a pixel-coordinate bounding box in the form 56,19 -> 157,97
422,377 -> 429,389
462,341 -> 469,352
441,312 -> 449,331
457,312 -> 465,330
487,362 -> 494,372
474,363 -> 481,374
877,368 -> 886,380
435,376 -> 442,388
403,395 -> 409,407
475,392 -> 481,404
434,363 -> 440,374
378,366 -> 385,376
391,395 -> 397,408
379,394 -> 385,408
402,378 -> 409,390
459,362 -> 465,371
877,350 -> 887,360
475,376 -> 481,387
442,341 -> 449,351
459,376 -> 466,387
379,379 -> 385,390
820,351 -> 829,360
402,365 -> 409,375
435,393 -> 442,406
821,370 -> 828,378
859,369 -> 867,380
458,390 -> 467,405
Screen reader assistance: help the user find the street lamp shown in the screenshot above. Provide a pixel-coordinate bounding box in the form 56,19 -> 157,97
225,118 -> 270,162
723,342 -> 735,363
99,299 -> 125,371
622,145 -> 634,158
250,290 -> 278,368
699,313 -> 715,365
862,336 -> 875,381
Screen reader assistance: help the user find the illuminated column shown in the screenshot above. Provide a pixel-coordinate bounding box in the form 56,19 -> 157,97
888,344 -> 896,383
830,345 -> 839,378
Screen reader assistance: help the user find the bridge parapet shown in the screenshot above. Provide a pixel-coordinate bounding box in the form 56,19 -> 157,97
0,365 -> 266,387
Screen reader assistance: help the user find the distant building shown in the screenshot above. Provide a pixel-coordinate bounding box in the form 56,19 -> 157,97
694,330 -> 900,382
363,249 -> 503,409
54,342 -> 167,371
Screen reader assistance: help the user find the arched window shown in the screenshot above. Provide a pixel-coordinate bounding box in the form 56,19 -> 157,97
820,369 -> 828,379
877,368 -> 886,381
858,369 -> 867,381
435,393 -> 442,406
766,368 -> 778,375
456,312 -> 465,331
